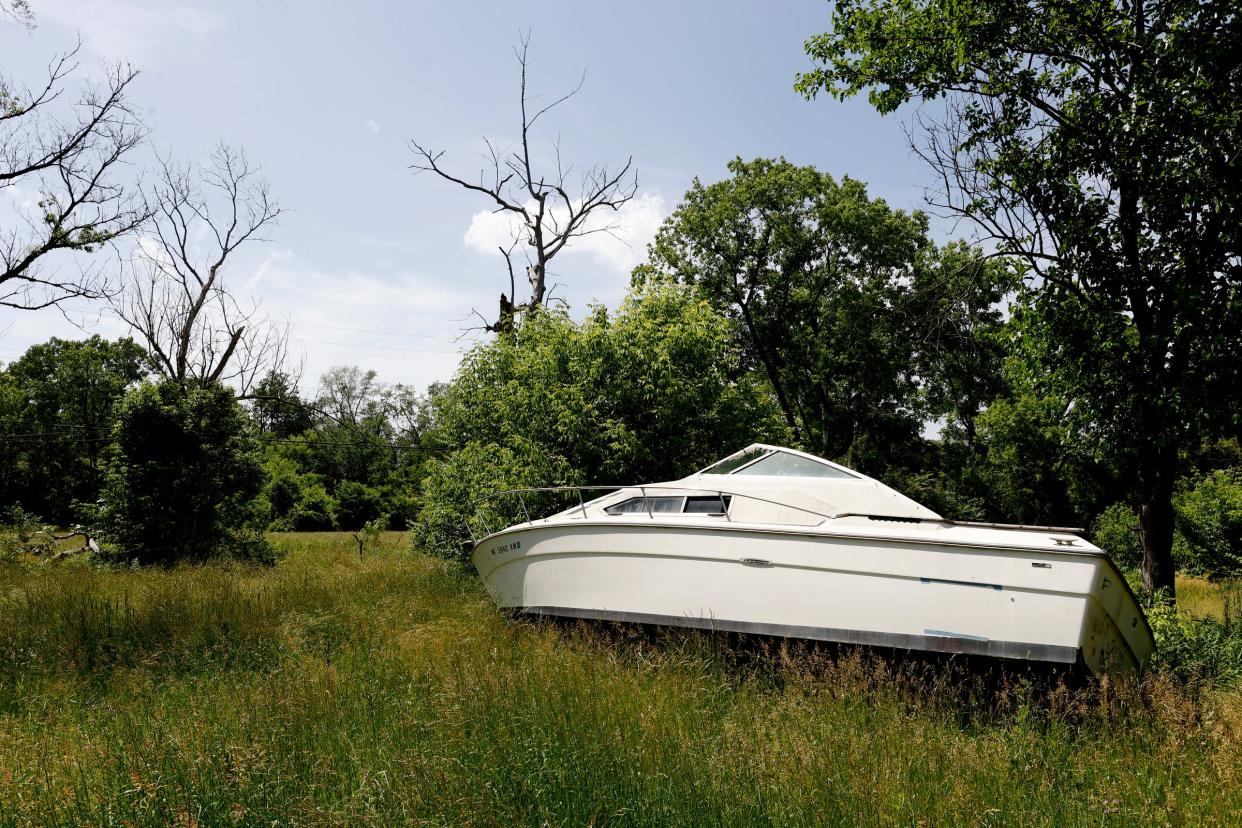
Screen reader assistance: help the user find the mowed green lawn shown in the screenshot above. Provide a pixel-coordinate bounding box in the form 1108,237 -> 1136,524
1,533 -> 1240,827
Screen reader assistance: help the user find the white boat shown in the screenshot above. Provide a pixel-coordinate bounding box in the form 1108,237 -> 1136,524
469,444 -> 1154,674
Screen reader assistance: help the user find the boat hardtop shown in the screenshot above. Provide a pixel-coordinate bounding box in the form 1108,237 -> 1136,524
503,444 -> 1096,557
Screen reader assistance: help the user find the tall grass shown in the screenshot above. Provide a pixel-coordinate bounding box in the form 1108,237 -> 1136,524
1,535 -> 1240,826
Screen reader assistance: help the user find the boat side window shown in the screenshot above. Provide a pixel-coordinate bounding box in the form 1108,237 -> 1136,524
604,495 -> 733,515
684,495 -> 732,513
731,450 -> 856,478
605,496 -> 685,514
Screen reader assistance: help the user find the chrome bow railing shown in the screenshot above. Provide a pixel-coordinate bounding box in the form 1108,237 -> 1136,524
464,484 -> 839,543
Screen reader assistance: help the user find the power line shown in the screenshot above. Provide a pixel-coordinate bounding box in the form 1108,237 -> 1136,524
263,435 -> 451,452
0,433 -> 111,444
0,426 -> 91,438
0,428 -> 452,453
288,320 -> 460,341
293,337 -> 464,355
3,304 -> 470,350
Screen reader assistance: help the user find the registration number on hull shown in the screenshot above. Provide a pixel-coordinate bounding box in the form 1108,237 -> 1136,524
490,540 -> 522,556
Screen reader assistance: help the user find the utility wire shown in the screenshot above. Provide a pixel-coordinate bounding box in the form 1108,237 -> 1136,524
288,321 -> 460,341
292,337 -> 464,355
0,429 -> 452,453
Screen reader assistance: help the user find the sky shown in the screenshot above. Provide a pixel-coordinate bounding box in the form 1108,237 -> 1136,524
0,0 -> 942,397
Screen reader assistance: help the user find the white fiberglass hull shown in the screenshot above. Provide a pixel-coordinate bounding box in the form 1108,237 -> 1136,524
472,521 -> 1154,674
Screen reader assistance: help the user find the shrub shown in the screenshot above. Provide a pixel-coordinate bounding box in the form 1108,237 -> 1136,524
335,480 -> 384,530
258,453 -> 338,532
1174,468 -> 1242,579
351,515 -> 387,558
415,438 -> 580,562
0,505 -> 54,559
1145,587 -> 1242,686
1093,502 -> 1143,571
262,456 -> 305,519
226,527 -> 279,565
428,285 -> 788,489
98,380 -> 270,565
289,482 -> 337,532
381,487 -> 420,530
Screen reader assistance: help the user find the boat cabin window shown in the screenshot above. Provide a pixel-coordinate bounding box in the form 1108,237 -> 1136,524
606,496 -> 683,514
605,495 -> 732,515
684,495 -> 732,513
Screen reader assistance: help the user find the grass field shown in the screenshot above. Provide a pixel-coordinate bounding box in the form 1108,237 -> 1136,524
2,533 -> 1241,826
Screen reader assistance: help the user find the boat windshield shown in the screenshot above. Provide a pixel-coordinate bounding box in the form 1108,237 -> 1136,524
700,446 -> 773,474
733,451 -> 856,478
702,447 -> 857,479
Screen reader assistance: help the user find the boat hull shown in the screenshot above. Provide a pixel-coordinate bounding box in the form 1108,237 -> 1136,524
472,521 -> 1154,674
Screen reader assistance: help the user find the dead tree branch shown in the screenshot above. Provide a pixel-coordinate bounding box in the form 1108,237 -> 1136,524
113,144 -> 291,397
410,32 -> 637,331
0,48 -> 149,309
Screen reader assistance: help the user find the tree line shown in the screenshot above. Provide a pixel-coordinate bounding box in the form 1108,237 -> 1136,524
2,153 -> 1239,579
1,3 -> 1239,602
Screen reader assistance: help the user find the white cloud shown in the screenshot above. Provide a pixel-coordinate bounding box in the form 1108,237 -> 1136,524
256,260 -> 485,392
133,233 -> 169,263
243,248 -> 293,293
36,0 -> 223,63
265,265 -> 478,320
1,181 -> 39,221
363,120 -> 381,134
463,192 -> 666,276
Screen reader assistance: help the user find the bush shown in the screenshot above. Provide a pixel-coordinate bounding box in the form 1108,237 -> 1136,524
429,285 -> 788,488
226,527 -> 279,565
1145,586 -> 1242,686
258,453 -> 339,532
888,468 -> 988,523
1174,468 -> 1242,579
381,488 -> 420,530
335,480 -> 384,530
261,455 -> 305,519
0,505 -> 54,559
99,380 -> 270,565
415,438 -> 580,562
289,482 -> 337,532
1093,502 -> 1143,571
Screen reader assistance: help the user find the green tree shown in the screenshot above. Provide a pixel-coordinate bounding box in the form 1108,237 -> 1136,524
0,336 -> 149,522
99,380 -> 268,565
1174,468 -> 1242,579
958,299 -> 1136,530
416,438 -> 579,560
799,1 -> 1242,596
254,368 -> 434,531
430,281 -> 787,483
335,480 -> 384,530
249,371 -> 313,438
643,157 -> 1013,475
256,452 -> 337,532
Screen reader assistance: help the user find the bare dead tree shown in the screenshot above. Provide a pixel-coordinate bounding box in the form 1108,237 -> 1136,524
410,33 -> 637,332
1,44 -> 149,309
114,145 -> 291,398
906,103 -> 1072,294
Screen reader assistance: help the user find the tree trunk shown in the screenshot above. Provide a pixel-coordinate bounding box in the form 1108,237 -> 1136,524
495,292 -> 516,334
735,299 -> 801,442
1137,440 -> 1177,598
528,261 -> 546,309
